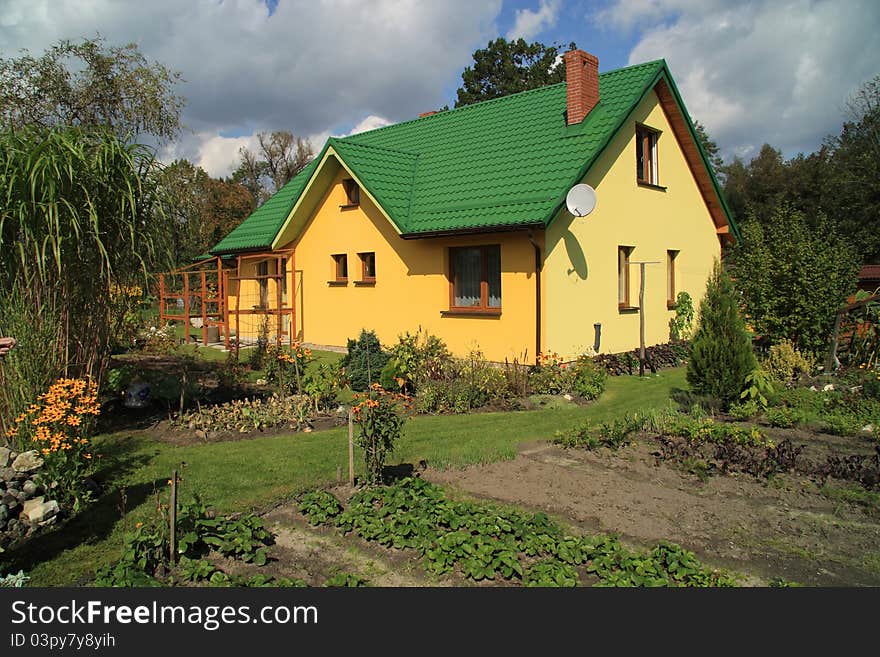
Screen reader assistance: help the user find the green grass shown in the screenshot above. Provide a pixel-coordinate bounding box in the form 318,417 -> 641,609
12,368 -> 685,586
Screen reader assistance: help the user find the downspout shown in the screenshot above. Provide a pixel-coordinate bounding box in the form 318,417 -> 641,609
528,231 -> 542,362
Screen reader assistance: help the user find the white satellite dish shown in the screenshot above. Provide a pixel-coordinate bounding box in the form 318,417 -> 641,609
566,183 -> 597,217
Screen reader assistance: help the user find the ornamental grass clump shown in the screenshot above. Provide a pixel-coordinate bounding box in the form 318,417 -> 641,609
4,378 -> 100,510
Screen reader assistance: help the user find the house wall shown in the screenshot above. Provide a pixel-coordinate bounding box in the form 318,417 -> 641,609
544,89 -> 722,357
280,167 -> 540,362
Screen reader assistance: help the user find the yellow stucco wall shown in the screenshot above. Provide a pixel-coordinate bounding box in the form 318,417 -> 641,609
544,89 -> 721,357
281,165 -> 540,362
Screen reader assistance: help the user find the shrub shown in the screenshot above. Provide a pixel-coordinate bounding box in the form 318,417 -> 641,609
765,406 -> 803,429
729,205 -> 859,355
341,330 -> 390,392
303,362 -> 345,411
136,323 -> 177,353
687,261 -> 757,408
386,328 -> 452,392
529,352 -> 575,394
457,348 -> 510,408
762,340 -> 814,382
728,400 -> 760,421
571,355 -> 606,400
555,417 -> 638,450
352,385 -> 408,485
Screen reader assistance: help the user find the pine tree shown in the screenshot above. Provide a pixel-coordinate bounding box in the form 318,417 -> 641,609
687,260 -> 757,406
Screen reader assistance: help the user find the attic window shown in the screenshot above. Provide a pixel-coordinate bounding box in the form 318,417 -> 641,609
342,179 -> 360,207
636,125 -> 660,186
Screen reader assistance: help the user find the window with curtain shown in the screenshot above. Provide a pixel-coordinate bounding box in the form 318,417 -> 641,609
450,245 -> 501,311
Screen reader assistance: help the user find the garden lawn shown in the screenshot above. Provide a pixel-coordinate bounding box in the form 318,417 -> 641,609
16,368 -> 685,586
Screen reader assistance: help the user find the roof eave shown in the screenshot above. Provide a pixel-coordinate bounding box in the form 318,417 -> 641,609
399,222 -> 545,240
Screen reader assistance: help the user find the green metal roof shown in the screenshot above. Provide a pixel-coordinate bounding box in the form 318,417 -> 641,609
212,59 -> 730,253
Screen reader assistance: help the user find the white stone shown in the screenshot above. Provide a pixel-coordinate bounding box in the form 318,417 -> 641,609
0,447 -> 11,468
21,497 -> 59,523
11,450 -> 43,473
822,383 -> 835,392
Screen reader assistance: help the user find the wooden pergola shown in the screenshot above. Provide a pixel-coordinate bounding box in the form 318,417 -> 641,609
157,250 -> 295,351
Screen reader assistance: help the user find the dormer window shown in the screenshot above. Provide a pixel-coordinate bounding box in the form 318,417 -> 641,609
342,179 -> 360,207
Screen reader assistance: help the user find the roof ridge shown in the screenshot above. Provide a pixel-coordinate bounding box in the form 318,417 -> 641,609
330,137 -> 419,157
346,59 -> 668,140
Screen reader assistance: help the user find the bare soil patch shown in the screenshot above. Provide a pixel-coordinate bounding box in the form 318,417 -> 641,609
425,433 -> 880,586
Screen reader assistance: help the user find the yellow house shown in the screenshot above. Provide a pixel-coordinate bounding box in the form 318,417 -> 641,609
207,50 -> 737,362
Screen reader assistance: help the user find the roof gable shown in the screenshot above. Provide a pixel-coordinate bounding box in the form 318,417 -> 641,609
211,59 -> 734,253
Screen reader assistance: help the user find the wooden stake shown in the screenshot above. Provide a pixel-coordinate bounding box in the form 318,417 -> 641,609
348,410 -> 355,486
169,469 -> 178,565
183,274 -> 190,344
639,262 -> 646,377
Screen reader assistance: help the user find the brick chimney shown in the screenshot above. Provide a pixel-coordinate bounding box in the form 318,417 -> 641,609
564,49 -> 599,125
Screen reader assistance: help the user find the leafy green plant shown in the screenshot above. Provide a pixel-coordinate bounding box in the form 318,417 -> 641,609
571,355 -> 607,400
299,490 -> 343,525
741,367 -> 775,409
311,478 -> 733,587
524,560 -> 578,587
0,570 -> 30,588
765,406 -> 803,428
303,362 -> 345,411
172,394 -> 312,435
728,400 -> 760,420
669,291 -> 695,340
323,572 -> 369,587
555,415 -> 640,450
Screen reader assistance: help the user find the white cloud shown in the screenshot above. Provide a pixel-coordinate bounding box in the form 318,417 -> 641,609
597,0 -> 880,159
0,0 -> 501,171
506,0 -> 560,41
347,115 -> 393,135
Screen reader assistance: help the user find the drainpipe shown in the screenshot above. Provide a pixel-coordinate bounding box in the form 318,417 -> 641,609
528,231 -> 542,362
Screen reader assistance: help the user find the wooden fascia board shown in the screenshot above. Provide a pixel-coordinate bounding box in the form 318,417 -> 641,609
653,76 -> 735,241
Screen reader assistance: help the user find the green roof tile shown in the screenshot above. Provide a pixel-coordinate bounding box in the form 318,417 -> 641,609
211,59 -> 724,252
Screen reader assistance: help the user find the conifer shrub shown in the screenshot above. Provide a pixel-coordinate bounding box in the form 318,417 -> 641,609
341,329 -> 390,392
687,261 -> 757,408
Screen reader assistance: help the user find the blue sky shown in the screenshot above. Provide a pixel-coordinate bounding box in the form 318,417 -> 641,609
1,1 -> 877,177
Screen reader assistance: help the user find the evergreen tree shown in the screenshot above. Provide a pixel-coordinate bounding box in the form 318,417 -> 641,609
687,260 -> 757,407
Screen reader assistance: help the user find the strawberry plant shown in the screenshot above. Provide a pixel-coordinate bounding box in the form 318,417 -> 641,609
299,490 -> 343,525
303,478 -> 734,587
324,572 -> 369,587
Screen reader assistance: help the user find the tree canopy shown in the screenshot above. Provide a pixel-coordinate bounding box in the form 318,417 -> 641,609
0,36 -> 184,143
454,38 -> 576,108
233,131 -> 314,205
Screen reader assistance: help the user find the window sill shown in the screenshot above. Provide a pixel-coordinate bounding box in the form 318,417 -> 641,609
618,305 -> 640,313
637,181 -> 667,191
354,280 -> 376,287
339,204 -> 359,210
441,309 -> 502,318
327,280 -> 348,286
